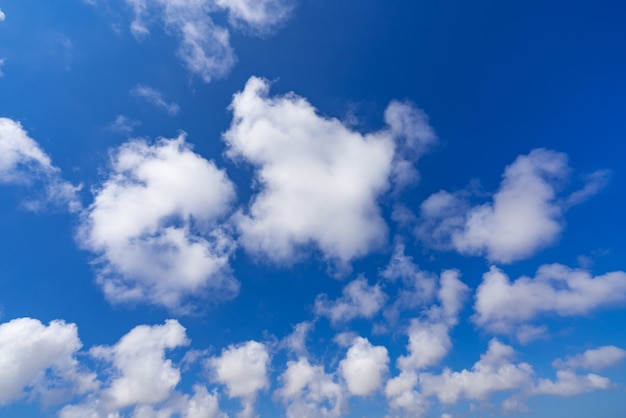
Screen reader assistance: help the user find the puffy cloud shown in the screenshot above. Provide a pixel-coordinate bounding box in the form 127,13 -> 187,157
339,337 -> 389,396
553,346 -> 626,372
215,0 -> 294,35
276,358 -> 347,418
473,264 -> 626,333
532,371 -> 611,397
315,277 -> 387,324
208,340 -> 269,418
131,85 -> 180,115
0,318 -> 96,406
384,371 -> 426,416
396,270 -> 468,371
77,134 -> 239,310
224,77 -> 433,267
121,0 -> 293,82
0,118 -> 80,211
91,320 -> 189,410
420,339 -> 534,404
0,8 -> 4,21
417,149 -> 608,263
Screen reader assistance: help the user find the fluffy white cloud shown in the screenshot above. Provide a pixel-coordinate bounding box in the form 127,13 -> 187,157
396,270 -> 468,371
224,77 -> 433,267
532,371 -> 611,397
315,277 -> 387,324
420,339 -> 534,404
208,340 -> 269,418
339,337 -> 389,396
0,8 -> 5,21
121,0 -> 293,82
0,318 -> 96,405
276,357 -> 347,418
473,264 -> 626,333
553,346 -> 626,372
0,118 -> 80,211
91,320 -> 189,410
384,371 -> 426,416
215,0 -> 293,34
417,149 -> 608,263
77,134 -> 239,310
131,85 -> 180,115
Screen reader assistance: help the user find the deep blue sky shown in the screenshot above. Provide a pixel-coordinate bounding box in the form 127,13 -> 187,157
1,1 -> 625,417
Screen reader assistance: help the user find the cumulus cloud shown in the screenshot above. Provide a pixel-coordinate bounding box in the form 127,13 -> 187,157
339,337 -> 389,396
0,8 -> 4,21
553,346 -> 626,372
0,118 -> 81,211
532,371 -> 611,397
121,0 -> 294,82
0,318 -> 96,406
276,357 -> 347,418
208,340 -> 269,418
417,149 -> 608,263
473,264 -> 626,333
131,85 -> 180,115
315,277 -> 387,324
224,77 -> 434,267
60,320 -> 227,418
420,339 -> 534,404
77,134 -> 239,311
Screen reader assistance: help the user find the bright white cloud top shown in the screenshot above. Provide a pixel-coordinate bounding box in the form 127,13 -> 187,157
1,2 -> 625,418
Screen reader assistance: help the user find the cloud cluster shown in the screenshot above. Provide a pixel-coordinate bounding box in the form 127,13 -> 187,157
473,264 -> 626,333
0,118 -> 81,211
122,0 -> 294,82
315,277 -> 387,324
224,76 -> 434,267
77,134 -> 239,310
417,149 -> 608,263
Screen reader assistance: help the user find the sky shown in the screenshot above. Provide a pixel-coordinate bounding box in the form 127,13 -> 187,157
1,1 -> 626,417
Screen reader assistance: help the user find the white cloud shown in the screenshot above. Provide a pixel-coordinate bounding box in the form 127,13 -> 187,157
315,277 -> 387,324
131,85 -> 180,115
0,9 -> 5,21
553,346 -> 626,372
339,337 -> 389,396
417,149 -> 607,263
396,270 -> 468,372
532,371 -> 611,397
515,324 -> 548,345
0,117 -> 81,211
91,320 -> 188,410
109,115 -> 141,134
215,0 -> 294,35
77,134 -> 239,310
122,0 -> 293,82
276,357 -> 347,418
420,339 -> 534,404
0,58 -> 4,77
473,264 -> 626,333
208,340 -> 269,418
0,318 -> 96,406
224,77 -> 433,267
384,371 -> 426,416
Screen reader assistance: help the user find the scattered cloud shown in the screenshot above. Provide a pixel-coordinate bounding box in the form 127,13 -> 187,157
0,58 -> 4,77
276,357 -> 347,418
0,8 -> 5,21
208,340 -> 270,418
417,149 -> 608,263
131,85 -> 180,115
120,0 -> 295,82
420,339 -> 534,404
0,118 -> 81,211
0,318 -> 96,406
553,346 -> 626,372
339,337 -> 389,396
108,115 -> 141,134
473,264 -> 626,333
77,134 -> 239,311
224,76 -> 434,268
315,277 -> 387,325
532,370 -> 611,397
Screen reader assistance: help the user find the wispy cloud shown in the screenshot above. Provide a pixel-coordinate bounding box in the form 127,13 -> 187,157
131,85 -> 180,115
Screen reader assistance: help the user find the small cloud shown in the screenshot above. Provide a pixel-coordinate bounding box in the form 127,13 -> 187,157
108,115 -> 140,134
0,9 -> 5,21
131,85 -> 180,115
0,59 -> 4,77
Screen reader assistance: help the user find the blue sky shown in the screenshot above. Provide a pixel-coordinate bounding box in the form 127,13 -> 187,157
1,1 -> 626,417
